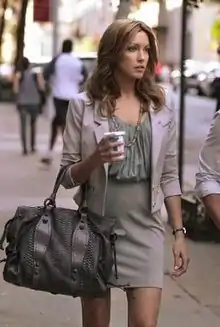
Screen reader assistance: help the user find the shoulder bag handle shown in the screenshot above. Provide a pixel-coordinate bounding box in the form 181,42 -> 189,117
43,164 -> 87,209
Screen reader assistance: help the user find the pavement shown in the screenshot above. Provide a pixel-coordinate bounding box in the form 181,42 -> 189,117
0,97 -> 220,327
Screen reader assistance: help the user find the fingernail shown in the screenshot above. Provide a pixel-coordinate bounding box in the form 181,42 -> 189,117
174,266 -> 179,270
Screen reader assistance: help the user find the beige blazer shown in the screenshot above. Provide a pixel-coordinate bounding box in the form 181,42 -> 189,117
61,91 -> 181,215
196,111 -> 220,198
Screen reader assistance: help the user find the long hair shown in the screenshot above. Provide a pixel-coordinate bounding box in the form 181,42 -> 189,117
86,19 -> 165,116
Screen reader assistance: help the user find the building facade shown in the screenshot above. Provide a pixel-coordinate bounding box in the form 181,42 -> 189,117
22,0 -> 220,64
157,1 -> 220,65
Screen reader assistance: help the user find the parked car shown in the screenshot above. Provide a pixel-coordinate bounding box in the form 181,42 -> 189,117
197,62 -> 220,97
170,59 -> 206,94
0,63 -> 15,101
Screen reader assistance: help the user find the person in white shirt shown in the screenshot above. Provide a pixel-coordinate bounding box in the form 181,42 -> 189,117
196,111 -> 220,230
41,39 -> 83,165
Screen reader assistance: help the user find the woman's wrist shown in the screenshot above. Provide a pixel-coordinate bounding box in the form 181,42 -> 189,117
89,150 -> 102,169
74,151 -> 100,179
172,227 -> 186,240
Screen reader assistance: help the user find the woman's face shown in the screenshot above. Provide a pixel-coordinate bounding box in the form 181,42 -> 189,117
116,30 -> 150,80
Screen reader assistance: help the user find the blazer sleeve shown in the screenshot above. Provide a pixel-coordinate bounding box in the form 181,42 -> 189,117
196,112 -> 220,198
160,94 -> 182,198
60,96 -> 84,189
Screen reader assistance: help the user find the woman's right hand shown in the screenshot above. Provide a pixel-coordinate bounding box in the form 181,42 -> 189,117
94,136 -> 125,165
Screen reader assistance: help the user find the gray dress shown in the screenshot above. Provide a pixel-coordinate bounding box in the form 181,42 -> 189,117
106,115 -> 165,289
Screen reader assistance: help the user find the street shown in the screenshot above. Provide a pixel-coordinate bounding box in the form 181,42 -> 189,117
0,92 -> 220,326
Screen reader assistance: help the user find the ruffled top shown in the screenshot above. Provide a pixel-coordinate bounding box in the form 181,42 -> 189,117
108,114 -> 152,182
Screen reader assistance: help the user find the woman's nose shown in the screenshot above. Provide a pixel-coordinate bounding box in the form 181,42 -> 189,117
137,50 -> 146,61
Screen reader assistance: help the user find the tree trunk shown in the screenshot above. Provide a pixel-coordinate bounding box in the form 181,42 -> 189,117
0,0 -> 9,62
14,0 -> 29,71
115,0 -> 132,19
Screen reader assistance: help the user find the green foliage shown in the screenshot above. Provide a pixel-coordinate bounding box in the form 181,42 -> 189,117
211,18 -> 220,41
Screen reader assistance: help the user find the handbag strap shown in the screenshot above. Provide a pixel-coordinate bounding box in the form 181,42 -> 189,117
44,165 -> 87,208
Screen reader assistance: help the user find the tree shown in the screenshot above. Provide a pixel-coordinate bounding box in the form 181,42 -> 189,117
115,0 -> 133,19
0,0 -> 9,62
115,0 -> 217,20
14,0 -> 29,71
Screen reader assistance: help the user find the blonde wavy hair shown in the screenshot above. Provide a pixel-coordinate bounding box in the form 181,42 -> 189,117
86,19 -> 165,116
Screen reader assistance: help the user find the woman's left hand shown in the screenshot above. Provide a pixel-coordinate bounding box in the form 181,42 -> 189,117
172,235 -> 190,277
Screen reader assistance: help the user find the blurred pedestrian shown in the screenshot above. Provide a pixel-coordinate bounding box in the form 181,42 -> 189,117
41,39 -> 83,165
60,19 -> 189,327
154,61 -> 161,82
212,75 -> 220,113
196,111 -> 220,230
13,57 -> 45,155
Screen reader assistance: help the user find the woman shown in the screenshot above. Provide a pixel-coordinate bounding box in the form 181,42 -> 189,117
13,57 -> 45,155
61,20 -> 189,327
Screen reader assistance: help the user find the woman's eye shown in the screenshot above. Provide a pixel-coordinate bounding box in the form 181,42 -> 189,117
127,46 -> 137,52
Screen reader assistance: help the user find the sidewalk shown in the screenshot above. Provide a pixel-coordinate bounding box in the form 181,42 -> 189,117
1,102 -> 220,326
164,230 -> 220,320
1,226 -> 220,327
1,272 -> 220,327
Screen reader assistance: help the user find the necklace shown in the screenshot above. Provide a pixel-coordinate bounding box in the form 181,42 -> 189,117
111,104 -> 144,148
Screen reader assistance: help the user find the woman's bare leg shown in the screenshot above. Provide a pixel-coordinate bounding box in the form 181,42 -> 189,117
126,287 -> 162,327
81,290 -> 111,327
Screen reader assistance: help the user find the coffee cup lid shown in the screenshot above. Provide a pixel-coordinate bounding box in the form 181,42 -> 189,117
104,131 -> 125,136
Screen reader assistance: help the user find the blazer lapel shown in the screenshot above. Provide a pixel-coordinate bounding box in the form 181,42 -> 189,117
150,108 -> 169,182
150,110 -> 162,169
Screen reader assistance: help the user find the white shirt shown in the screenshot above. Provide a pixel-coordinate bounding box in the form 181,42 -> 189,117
52,53 -> 83,100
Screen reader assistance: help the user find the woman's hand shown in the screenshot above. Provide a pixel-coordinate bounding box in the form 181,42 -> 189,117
69,136 -> 125,186
94,136 -> 125,165
172,235 -> 190,277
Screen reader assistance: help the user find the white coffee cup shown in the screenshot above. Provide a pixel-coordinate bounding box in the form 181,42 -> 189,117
104,131 -> 125,160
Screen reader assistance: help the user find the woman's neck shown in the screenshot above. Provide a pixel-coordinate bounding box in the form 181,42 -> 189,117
115,72 -> 136,98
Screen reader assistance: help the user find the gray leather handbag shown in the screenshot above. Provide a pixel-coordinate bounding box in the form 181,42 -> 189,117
0,166 -> 117,297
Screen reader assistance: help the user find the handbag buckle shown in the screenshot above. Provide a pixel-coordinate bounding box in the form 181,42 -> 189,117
43,197 -> 55,208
